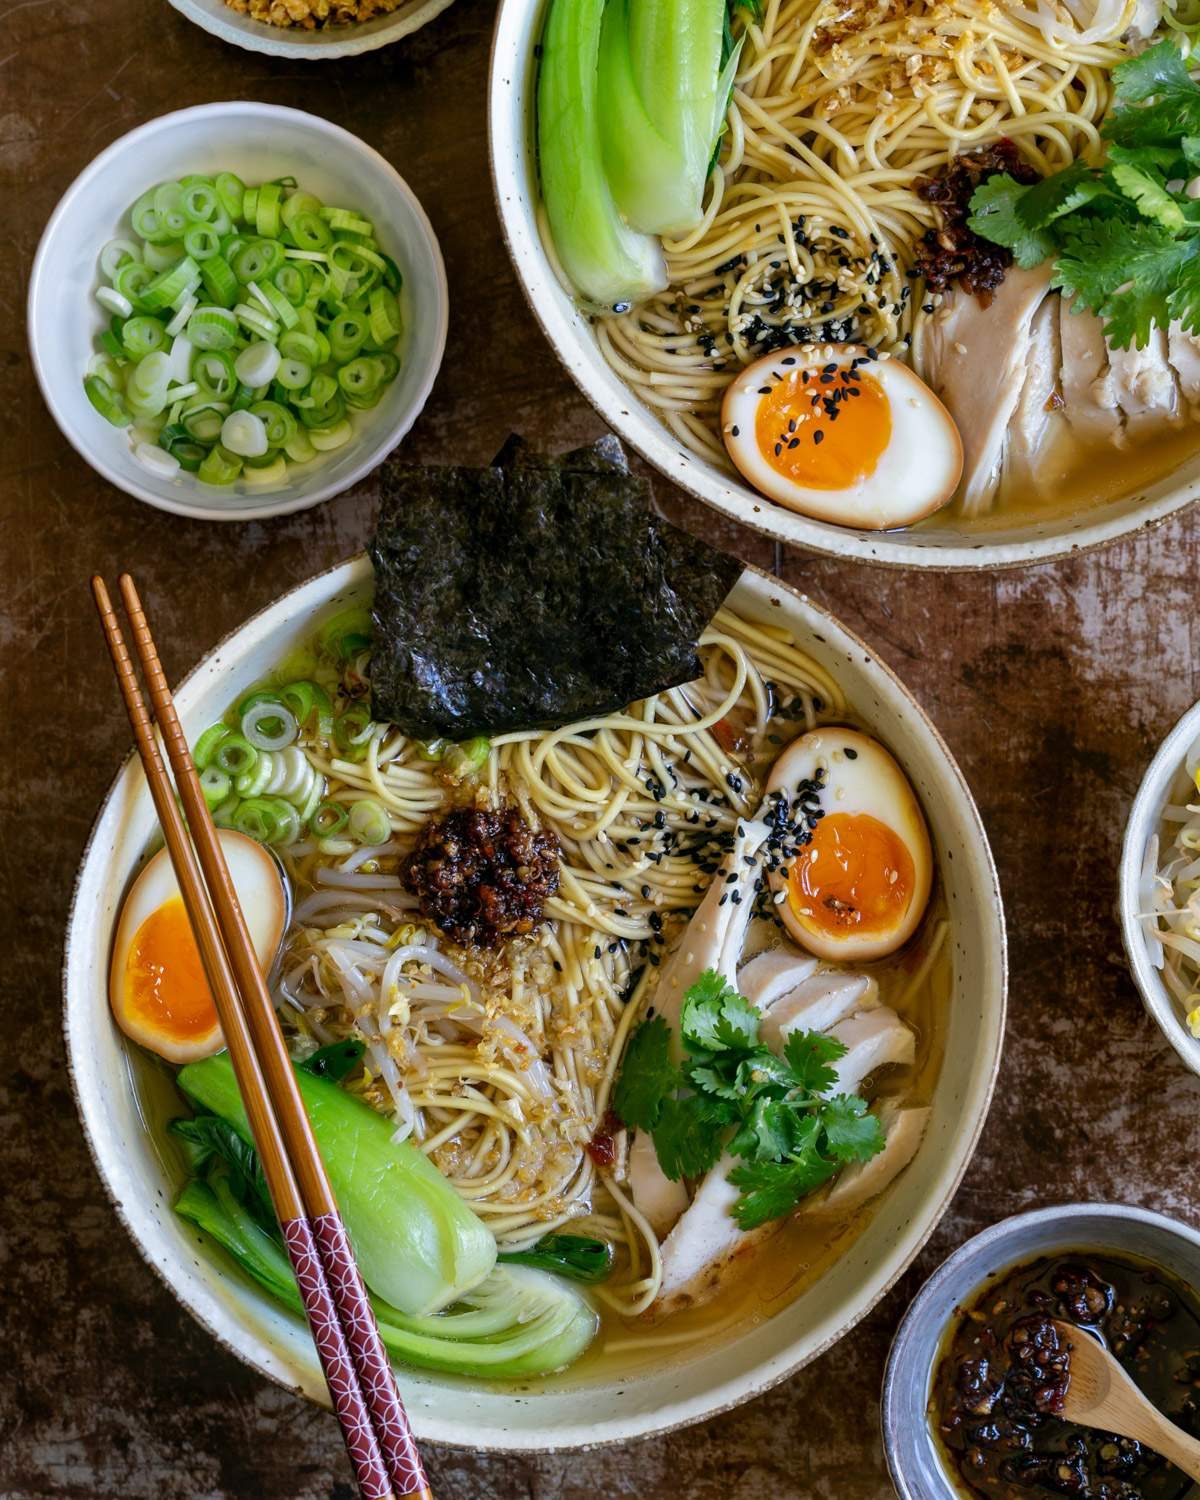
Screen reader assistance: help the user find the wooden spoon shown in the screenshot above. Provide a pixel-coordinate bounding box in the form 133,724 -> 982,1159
1051,1317 -> 1200,1481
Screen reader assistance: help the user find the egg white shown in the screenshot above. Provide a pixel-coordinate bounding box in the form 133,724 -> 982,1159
721,345 -> 963,530
109,828 -> 287,1063
765,726 -> 933,961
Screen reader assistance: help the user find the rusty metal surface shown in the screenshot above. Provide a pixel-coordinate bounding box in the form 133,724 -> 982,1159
3,1 -> 1199,1495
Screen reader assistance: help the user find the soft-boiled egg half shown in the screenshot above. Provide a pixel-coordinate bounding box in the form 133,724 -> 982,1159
109,829 -> 287,1063
721,345 -> 963,530
766,727 -> 932,961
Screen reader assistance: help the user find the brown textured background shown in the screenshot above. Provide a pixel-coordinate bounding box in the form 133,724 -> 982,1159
3,1 -> 1199,1495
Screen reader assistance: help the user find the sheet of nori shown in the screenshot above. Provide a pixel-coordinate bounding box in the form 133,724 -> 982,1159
369,439 -> 742,739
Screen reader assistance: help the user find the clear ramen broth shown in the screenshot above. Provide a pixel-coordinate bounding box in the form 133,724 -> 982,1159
134,594 -> 951,1386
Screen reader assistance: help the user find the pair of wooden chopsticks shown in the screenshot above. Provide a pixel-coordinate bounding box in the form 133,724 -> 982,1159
93,574 -> 432,1500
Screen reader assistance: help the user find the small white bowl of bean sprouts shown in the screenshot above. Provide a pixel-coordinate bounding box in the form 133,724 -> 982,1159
1121,698 -> 1200,1077
28,102 -> 447,522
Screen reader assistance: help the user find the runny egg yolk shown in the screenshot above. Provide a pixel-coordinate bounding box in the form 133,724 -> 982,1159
754,366 -> 891,490
788,812 -> 914,939
123,897 -> 217,1043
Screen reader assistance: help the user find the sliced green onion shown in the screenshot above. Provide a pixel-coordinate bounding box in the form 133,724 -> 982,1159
194,349 -> 237,400
199,767 -> 233,811
211,794 -> 242,828
126,351 -> 173,416
166,296 -> 197,339
272,262 -> 309,305
221,409 -> 269,458
184,223 -> 222,262
348,798 -> 391,845
284,427 -> 316,464
278,329 -> 321,364
96,286 -> 133,319
282,189 -> 324,228
310,800 -> 350,837
197,444 -> 242,486
215,733 -> 258,776
337,356 -> 381,400
327,311 -> 368,363
259,280 -> 300,329
367,286 -> 402,345
233,239 -> 285,284
256,182 -> 283,239
131,191 -> 165,242
139,256 -> 201,312
298,394 -> 345,430
215,171 -> 246,221
154,182 -> 188,238
333,702 -> 373,758
193,723 -> 232,770
182,400 -> 228,442
121,316 -> 167,358
248,400 -> 296,447
322,207 -> 374,236
188,305 -> 238,350
416,739 -> 447,761
100,237 -> 139,279
309,419 -> 352,451
199,255 -> 238,308
181,181 -> 220,223
83,373 -> 131,427
374,350 -> 400,383
243,453 -> 288,487
278,679 -> 334,738
234,341 -> 281,388
114,261 -> 154,307
233,302 -> 278,342
233,796 -> 300,848
443,737 -> 491,779
234,749 -> 274,798
288,211 -> 332,252
133,441 -> 181,479
275,357 -> 311,391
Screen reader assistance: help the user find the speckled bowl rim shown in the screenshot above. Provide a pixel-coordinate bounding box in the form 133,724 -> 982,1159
485,0 -> 1200,572
166,0 -> 458,58
63,556 -> 1007,1452
880,1201 -> 1200,1499
1119,695 -> 1200,1080
28,102 -> 448,523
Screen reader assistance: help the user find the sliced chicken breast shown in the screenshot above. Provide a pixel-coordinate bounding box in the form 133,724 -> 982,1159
627,1127 -> 689,1238
1006,297 -> 1066,496
1168,322 -> 1200,419
737,948 -> 820,1011
921,264 -> 1054,516
651,1002 -> 915,1318
827,1008 -> 916,1094
758,969 -> 876,1051
804,1102 -> 930,1219
1059,299 -> 1122,446
1105,328 -> 1180,441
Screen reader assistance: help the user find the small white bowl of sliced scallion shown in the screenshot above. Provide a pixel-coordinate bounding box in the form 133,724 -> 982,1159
29,102 -> 448,522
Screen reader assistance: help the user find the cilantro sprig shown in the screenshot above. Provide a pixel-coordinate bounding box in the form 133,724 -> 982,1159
966,40 -> 1200,348
612,970 -> 884,1230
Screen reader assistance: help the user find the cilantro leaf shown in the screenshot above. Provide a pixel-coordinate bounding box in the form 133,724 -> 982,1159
967,174 -> 1057,268
728,1149 -> 840,1230
653,1094 -> 729,1180
680,968 -> 760,1052
1017,158 -> 1110,228
1052,216 -> 1195,347
821,1094 -> 887,1163
782,1029 -> 847,1094
613,1016 -> 678,1132
1108,161 -> 1187,232
1111,37 -> 1194,104
1167,252 -> 1200,337
729,1096 -> 798,1161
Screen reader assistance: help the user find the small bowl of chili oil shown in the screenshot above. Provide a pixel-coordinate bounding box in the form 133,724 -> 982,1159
882,1204 -> 1200,1500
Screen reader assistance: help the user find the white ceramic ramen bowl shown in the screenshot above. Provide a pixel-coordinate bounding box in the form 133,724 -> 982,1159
64,560 -> 1007,1450
167,0 -> 456,58
29,103 -> 448,523
881,1202 -> 1200,1498
1120,696 -> 1200,1080
487,0 -> 1200,570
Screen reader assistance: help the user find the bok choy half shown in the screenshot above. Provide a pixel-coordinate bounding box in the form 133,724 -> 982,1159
537,0 -> 739,306
173,1051 -> 598,1379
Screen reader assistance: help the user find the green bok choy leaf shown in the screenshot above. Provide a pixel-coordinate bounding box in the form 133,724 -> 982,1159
537,0 -> 668,310
178,1051 -> 496,1317
177,1174 -> 598,1379
597,0 -> 736,235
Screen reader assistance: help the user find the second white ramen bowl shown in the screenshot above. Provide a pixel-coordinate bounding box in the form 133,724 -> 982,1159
487,0 -> 1200,570
1120,696 -> 1200,1080
64,560 -> 1006,1449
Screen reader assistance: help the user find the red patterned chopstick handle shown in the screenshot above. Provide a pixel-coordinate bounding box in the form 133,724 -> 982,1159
280,1218 -> 397,1500
311,1213 -> 432,1499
